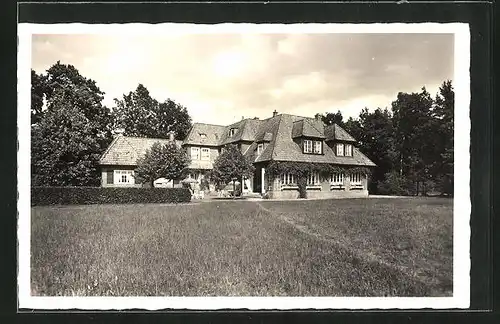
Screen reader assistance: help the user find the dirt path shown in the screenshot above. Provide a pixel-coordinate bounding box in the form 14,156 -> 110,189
254,201 -> 444,292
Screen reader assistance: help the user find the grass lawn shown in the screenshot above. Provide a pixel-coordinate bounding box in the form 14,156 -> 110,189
31,197 -> 452,297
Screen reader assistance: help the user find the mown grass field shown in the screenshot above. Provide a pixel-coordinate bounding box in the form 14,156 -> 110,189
31,197 -> 452,297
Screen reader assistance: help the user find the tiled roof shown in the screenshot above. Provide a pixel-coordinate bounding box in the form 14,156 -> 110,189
324,124 -> 356,142
220,118 -> 263,145
99,136 -> 182,166
253,114 -> 375,167
183,123 -> 226,147
291,118 -> 326,139
100,114 -> 375,168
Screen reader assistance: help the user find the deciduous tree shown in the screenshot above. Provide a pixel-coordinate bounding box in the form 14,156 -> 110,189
31,94 -> 104,186
315,110 -> 345,127
113,84 -> 192,140
31,62 -> 113,186
210,144 -> 254,194
134,142 -> 190,187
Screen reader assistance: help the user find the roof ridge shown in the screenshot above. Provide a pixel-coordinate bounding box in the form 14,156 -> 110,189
124,135 -> 173,141
193,122 -> 226,127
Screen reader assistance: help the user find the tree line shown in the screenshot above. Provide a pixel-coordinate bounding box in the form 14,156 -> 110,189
31,61 -> 192,187
31,61 -> 453,196
315,81 -> 454,196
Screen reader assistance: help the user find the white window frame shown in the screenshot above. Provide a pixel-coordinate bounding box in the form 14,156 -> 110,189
280,173 -> 297,189
313,141 -> 322,154
349,172 -> 363,188
345,144 -> 353,157
191,147 -> 200,160
199,133 -> 207,139
336,143 -> 344,156
330,173 -> 344,185
114,170 -> 134,184
303,139 -> 313,153
201,147 -> 210,160
229,128 -> 237,137
257,143 -> 264,155
307,172 -> 321,187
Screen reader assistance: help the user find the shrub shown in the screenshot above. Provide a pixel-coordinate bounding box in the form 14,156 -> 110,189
31,186 -> 191,206
378,171 -> 415,196
200,178 -> 210,191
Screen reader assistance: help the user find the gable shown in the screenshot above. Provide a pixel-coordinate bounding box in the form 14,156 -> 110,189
324,124 -> 357,142
183,123 -> 226,147
99,136 -> 182,166
291,118 -> 326,139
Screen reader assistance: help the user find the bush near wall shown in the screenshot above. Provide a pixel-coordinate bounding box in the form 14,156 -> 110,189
31,187 -> 191,206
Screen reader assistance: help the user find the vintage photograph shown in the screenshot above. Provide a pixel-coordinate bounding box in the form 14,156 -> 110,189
18,23 -> 470,310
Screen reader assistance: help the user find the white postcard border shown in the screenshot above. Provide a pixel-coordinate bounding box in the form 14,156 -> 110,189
17,22 -> 471,310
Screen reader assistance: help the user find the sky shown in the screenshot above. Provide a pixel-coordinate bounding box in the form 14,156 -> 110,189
31,32 -> 454,125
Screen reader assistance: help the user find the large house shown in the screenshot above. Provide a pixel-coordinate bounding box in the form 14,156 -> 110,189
99,111 -> 376,198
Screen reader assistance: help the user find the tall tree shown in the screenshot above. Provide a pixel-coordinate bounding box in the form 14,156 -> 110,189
345,108 -> 397,193
433,80 -> 454,195
113,84 -> 192,140
315,110 -> 345,127
31,69 -> 48,125
31,61 -> 113,186
31,94 -> 105,186
210,144 -> 254,192
134,141 -> 190,187
391,87 -> 435,195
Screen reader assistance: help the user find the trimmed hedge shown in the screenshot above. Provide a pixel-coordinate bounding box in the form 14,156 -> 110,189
31,187 -> 192,206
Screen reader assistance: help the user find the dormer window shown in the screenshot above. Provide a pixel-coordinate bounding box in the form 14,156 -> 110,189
229,128 -> 238,137
336,143 -> 353,157
304,139 -> 322,154
314,141 -> 322,154
199,133 -> 207,139
336,143 -> 344,156
257,143 -> 264,155
345,144 -> 353,157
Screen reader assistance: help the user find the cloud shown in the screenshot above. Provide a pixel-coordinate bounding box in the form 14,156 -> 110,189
32,32 -> 454,125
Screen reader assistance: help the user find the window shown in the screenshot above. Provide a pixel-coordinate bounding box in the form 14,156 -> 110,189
330,173 -> 344,185
349,172 -> 363,185
106,170 -> 113,184
191,147 -> 200,160
199,133 -> 207,139
304,140 -> 322,154
336,143 -> 344,156
313,141 -> 322,154
114,170 -> 134,184
280,173 -> 295,186
229,128 -> 238,137
201,148 -> 210,160
303,140 -> 313,153
257,143 -> 264,155
345,144 -> 353,157
307,172 -> 320,186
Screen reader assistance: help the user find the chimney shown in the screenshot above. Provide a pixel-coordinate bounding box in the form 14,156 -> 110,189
273,110 -> 278,117
242,116 -> 245,120
315,114 -> 322,121
168,131 -> 175,142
